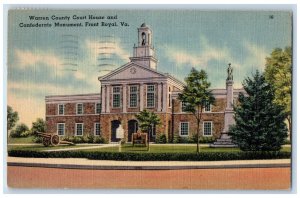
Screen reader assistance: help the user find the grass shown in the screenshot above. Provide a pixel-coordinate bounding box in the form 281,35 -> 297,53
7,144 -> 94,151
8,136 -> 35,144
82,143 -> 291,153
7,140 -> 291,153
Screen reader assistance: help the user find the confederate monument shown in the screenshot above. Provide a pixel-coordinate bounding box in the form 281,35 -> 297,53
210,63 -> 237,147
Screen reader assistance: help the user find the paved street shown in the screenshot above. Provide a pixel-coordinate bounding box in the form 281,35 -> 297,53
7,166 -> 290,190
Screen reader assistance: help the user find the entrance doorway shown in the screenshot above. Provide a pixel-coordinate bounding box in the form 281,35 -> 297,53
111,120 -> 121,142
128,120 -> 138,142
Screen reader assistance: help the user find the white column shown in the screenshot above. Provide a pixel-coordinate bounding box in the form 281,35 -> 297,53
123,84 -> 127,113
157,83 -> 162,112
140,83 -> 144,111
162,83 -> 167,112
106,85 -> 110,113
226,80 -> 234,110
101,86 -> 105,113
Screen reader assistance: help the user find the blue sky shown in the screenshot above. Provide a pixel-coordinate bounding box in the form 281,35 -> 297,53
7,10 -> 292,126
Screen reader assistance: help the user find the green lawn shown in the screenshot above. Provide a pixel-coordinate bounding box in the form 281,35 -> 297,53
8,136 -> 35,144
7,144 -> 93,151
83,144 -> 291,153
7,141 -> 291,153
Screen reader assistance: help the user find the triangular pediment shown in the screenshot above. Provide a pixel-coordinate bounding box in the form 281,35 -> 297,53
100,62 -> 167,81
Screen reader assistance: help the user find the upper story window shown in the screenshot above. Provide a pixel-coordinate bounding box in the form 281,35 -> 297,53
129,86 -> 138,108
96,103 -> 101,114
57,123 -> 65,136
204,101 -> 211,112
203,121 -> 212,136
181,101 -> 187,112
76,103 -> 83,115
147,84 -> 155,108
180,122 -> 189,136
58,104 -> 64,115
112,86 -> 121,108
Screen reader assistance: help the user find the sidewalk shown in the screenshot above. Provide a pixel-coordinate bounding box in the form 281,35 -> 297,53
7,157 -> 290,170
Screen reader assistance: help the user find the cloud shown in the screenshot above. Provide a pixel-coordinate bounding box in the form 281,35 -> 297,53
15,48 -> 63,70
84,38 -> 130,65
164,36 -> 232,68
243,41 -> 269,70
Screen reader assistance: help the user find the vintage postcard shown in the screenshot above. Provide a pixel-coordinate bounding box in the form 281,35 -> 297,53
6,7 -> 293,190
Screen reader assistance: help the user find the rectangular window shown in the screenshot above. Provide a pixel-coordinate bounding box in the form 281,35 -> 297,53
180,122 -> 189,136
58,104 -> 64,115
147,85 -> 155,108
168,87 -> 172,108
204,101 -> 211,112
181,101 -> 187,112
129,86 -> 138,108
76,103 -> 83,115
96,103 -> 101,114
112,86 -> 121,108
94,123 -> 100,136
57,123 -> 65,136
76,123 -> 83,136
203,122 -> 212,136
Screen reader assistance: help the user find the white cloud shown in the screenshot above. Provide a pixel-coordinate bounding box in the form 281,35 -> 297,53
164,36 -> 232,68
15,48 -> 63,70
84,38 -> 130,65
243,41 -> 268,70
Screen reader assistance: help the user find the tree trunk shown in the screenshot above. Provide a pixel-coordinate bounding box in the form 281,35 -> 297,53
287,116 -> 292,142
196,119 -> 200,153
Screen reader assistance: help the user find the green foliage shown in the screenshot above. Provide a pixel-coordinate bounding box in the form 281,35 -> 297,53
7,105 -> 19,131
93,136 -> 107,144
62,135 -> 107,144
32,136 -> 43,143
31,118 -> 46,135
8,150 -> 291,161
178,68 -> 215,152
229,71 -> 288,151
199,136 -> 216,143
265,47 -> 292,133
155,134 -> 167,144
20,131 -> 32,137
135,109 -> 161,133
10,123 -> 30,138
173,135 -> 180,143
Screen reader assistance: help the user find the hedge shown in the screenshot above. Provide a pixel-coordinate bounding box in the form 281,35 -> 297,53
8,150 -> 291,161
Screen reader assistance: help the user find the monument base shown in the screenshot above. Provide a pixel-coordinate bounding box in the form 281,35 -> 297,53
209,132 -> 238,148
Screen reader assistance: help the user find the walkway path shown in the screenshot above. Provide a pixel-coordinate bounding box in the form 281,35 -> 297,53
7,157 -> 290,170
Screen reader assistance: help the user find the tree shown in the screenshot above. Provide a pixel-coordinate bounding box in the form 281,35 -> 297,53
10,123 -> 30,138
7,105 -> 19,131
229,71 -> 288,151
31,118 -> 46,135
135,109 -> 161,150
265,47 -> 292,134
178,68 -> 215,153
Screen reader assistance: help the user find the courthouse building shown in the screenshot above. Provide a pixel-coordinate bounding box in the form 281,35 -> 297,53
45,23 -> 244,143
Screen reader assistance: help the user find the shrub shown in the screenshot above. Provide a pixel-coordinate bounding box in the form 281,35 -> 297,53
173,135 -> 180,143
73,136 -> 84,144
9,123 -> 29,138
32,136 -> 42,143
93,136 -> 107,144
199,136 -> 216,143
8,150 -> 291,161
283,139 -> 291,145
20,130 -> 32,137
86,134 -> 95,143
155,134 -> 167,144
